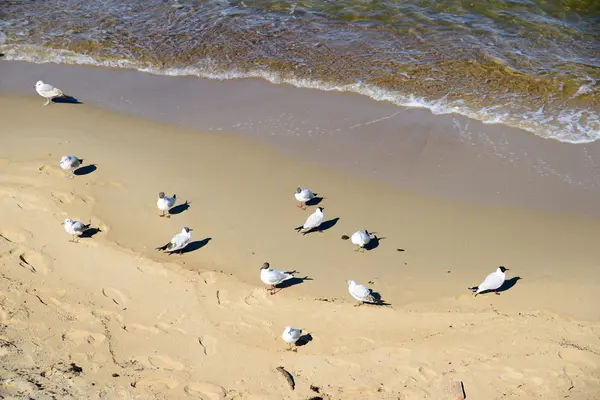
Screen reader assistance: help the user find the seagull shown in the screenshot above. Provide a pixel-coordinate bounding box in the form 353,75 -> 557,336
59,155 -> 83,177
156,227 -> 192,254
350,230 -> 372,252
62,218 -> 91,242
347,280 -> 380,306
157,192 -> 177,218
282,326 -> 302,351
294,207 -> 324,235
469,266 -> 509,296
295,187 -> 315,210
34,80 -> 72,106
260,262 -> 294,295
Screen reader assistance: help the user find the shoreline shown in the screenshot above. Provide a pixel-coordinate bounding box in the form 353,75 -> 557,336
1,64 -> 600,398
3,59 -> 600,218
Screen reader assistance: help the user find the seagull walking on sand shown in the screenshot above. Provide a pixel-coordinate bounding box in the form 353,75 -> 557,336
62,218 -> 91,242
347,280 -> 380,306
260,262 -> 294,295
59,155 -> 83,177
469,266 -> 509,296
157,192 -> 177,217
282,326 -> 303,351
34,80 -> 72,106
294,207 -> 324,235
156,227 -> 192,254
295,187 -> 315,210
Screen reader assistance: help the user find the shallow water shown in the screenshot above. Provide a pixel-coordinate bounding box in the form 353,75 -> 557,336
1,0 -> 598,142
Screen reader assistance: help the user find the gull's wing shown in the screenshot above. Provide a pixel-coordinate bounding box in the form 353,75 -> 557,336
351,284 -> 372,300
263,269 -> 293,285
289,328 -> 302,340
39,83 -> 63,97
72,221 -> 90,234
303,212 -> 323,229
478,272 -> 504,292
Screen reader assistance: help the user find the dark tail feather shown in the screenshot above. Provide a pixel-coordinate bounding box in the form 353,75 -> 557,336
294,226 -> 303,232
468,286 -> 478,292
156,243 -> 170,251
60,94 -> 74,99
173,194 -> 177,200
77,158 -> 84,165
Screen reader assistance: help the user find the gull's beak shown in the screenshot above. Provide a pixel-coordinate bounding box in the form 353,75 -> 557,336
60,222 -> 64,225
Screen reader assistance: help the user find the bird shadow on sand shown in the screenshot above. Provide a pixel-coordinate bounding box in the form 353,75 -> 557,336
74,164 -> 97,176
364,291 -> 392,307
52,96 -> 83,105
300,217 -> 340,235
496,276 -> 522,294
305,196 -> 324,207
278,272 -> 313,290
174,237 -> 212,255
80,227 -> 102,239
364,235 -> 385,251
296,333 -> 313,347
169,201 -> 190,216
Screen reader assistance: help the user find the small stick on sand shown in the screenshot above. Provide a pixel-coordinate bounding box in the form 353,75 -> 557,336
276,366 -> 295,390
453,381 -> 466,400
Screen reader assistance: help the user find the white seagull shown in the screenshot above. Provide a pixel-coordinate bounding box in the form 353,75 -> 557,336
260,262 -> 294,295
347,280 -> 380,306
469,266 -> 509,296
156,227 -> 192,254
294,207 -> 324,235
34,80 -> 72,106
59,155 -> 83,177
282,326 -> 303,351
350,230 -> 372,252
294,187 -> 316,210
62,218 -> 91,242
157,192 -> 177,218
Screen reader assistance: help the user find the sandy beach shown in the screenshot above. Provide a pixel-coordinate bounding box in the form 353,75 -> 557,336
1,67 -> 600,398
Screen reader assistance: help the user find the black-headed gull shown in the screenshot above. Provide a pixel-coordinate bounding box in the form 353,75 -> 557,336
350,230 -> 372,252
156,227 -> 192,254
469,266 -> 509,296
294,207 -> 324,235
294,187 -> 315,210
347,280 -> 379,306
282,326 -> 302,351
157,192 -> 177,218
260,262 -> 294,295
34,80 -> 71,106
62,218 -> 91,242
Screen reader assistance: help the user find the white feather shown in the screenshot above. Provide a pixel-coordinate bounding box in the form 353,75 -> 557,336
282,326 -> 302,344
261,268 -> 293,286
476,268 -> 506,293
302,208 -> 324,230
295,188 -> 315,203
351,231 -> 371,247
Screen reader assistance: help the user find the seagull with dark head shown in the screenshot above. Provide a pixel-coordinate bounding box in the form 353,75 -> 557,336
469,266 -> 510,296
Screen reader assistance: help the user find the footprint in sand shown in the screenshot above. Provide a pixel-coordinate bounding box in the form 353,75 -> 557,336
0,308 -> 9,322
133,377 -> 180,390
155,322 -> 187,335
148,355 -> 185,371
0,230 -> 31,244
184,382 -> 227,399
126,323 -> 160,335
50,191 -> 76,205
199,271 -> 217,285
243,288 -> 273,307
18,251 -> 51,275
559,347 -> 600,368
62,329 -> 106,346
198,335 -> 218,355
102,287 -> 129,308
92,308 -> 124,323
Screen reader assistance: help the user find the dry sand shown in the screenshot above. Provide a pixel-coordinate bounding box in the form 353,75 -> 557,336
1,95 -> 600,399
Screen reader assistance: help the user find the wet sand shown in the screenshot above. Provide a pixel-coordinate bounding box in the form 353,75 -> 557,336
0,62 -> 600,399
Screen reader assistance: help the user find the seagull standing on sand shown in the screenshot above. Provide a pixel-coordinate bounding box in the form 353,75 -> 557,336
347,280 -> 380,306
34,80 -> 71,106
157,192 -> 177,218
156,227 -> 192,254
294,207 -> 324,235
350,230 -> 372,252
282,326 -> 303,351
295,187 -> 315,210
469,266 -> 509,296
260,262 -> 294,295
59,155 -> 83,177
62,218 -> 91,242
